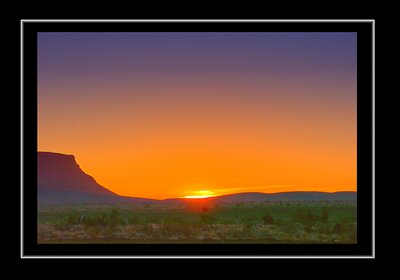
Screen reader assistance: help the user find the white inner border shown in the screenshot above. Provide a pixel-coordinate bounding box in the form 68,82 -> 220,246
21,19 -> 375,259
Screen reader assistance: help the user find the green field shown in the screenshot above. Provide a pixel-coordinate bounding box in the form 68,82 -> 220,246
38,202 -> 357,244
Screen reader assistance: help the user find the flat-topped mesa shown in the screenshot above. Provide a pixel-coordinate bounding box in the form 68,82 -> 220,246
38,151 -> 114,195
38,151 -> 77,168
38,151 -> 118,205
37,151 -> 159,205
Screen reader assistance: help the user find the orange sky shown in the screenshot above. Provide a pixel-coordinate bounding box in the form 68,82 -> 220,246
38,32 -> 357,199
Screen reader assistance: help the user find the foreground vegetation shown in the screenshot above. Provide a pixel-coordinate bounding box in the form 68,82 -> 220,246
38,202 -> 356,244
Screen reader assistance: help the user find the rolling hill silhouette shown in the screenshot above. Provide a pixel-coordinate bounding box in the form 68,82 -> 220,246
37,151 -> 356,205
164,191 -> 356,206
208,191 -> 356,203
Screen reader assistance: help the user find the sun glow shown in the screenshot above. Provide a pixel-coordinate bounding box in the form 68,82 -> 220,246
38,33 -> 357,199
182,190 -> 216,199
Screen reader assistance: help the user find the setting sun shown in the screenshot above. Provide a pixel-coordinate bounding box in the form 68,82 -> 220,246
182,190 -> 216,199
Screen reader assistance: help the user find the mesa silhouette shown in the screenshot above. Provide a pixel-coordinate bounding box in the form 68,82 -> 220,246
38,152 -> 157,204
37,152 -> 356,205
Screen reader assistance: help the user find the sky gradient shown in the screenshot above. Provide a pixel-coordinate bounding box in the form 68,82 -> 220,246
38,32 -> 357,199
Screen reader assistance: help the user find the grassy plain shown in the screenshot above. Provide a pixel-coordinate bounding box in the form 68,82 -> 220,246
38,202 -> 357,244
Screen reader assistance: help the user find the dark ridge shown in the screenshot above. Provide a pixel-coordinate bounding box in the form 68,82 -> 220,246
38,151 -> 158,205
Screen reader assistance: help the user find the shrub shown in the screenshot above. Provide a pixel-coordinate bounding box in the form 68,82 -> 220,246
332,222 -> 345,233
95,212 -> 108,226
241,215 -> 258,225
200,212 -> 212,224
314,222 -> 331,234
347,223 -> 357,243
65,211 -> 79,225
320,208 -> 329,223
293,209 -> 319,226
199,206 -> 215,224
145,216 -> 162,224
129,216 -> 139,224
109,208 -> 121,225
262,214 -> 275,224
279,223 -> 305,236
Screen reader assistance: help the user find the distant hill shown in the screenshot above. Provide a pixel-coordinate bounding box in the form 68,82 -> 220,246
163,191 -> 356,207
207,191 -> 356,204
38,152 -> 157,205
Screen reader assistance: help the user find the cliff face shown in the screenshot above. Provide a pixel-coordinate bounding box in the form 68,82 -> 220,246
38,152 -> 120,204
38,151 -> 116,196
37,151 -> 159,205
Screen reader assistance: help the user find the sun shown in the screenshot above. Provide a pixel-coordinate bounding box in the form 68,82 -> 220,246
182,190 -> 216,199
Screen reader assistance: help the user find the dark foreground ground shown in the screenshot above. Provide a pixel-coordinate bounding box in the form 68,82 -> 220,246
38,202 -> 357,244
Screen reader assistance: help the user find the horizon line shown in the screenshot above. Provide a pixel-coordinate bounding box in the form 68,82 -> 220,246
37,150 -> 356,200
122,190 -> 357,201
